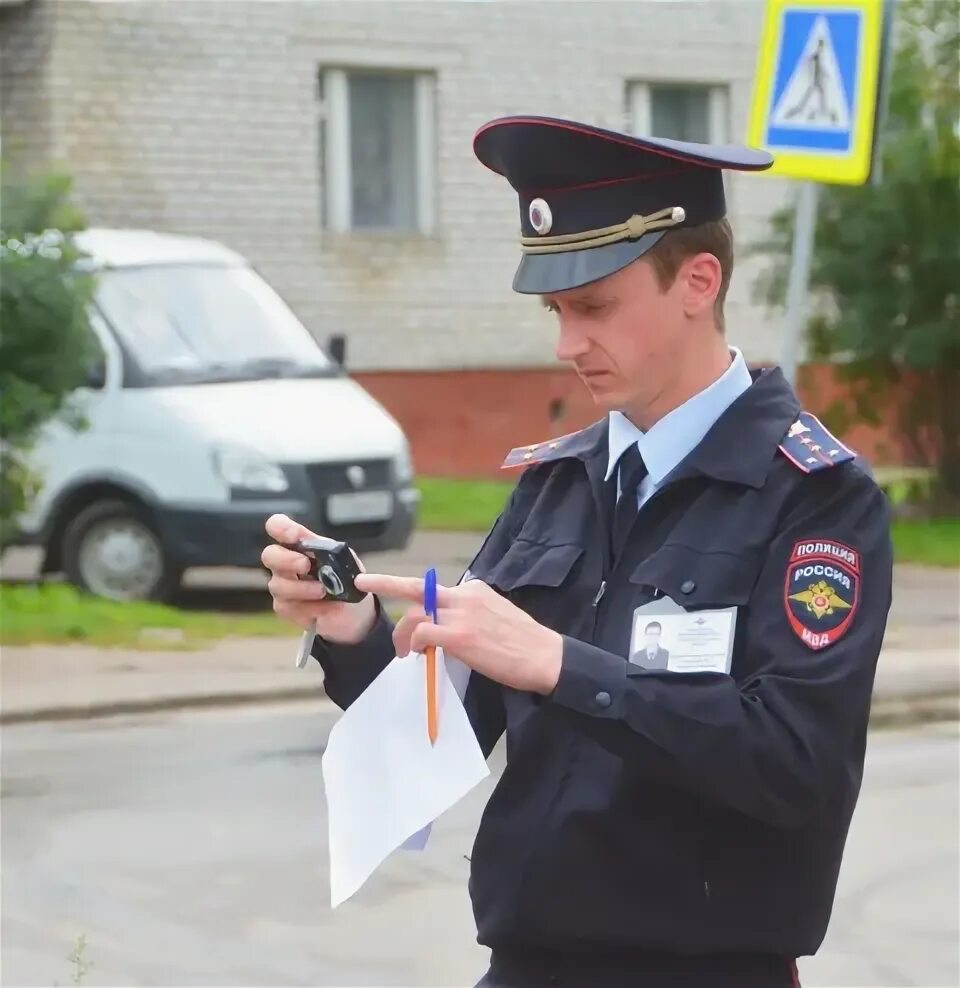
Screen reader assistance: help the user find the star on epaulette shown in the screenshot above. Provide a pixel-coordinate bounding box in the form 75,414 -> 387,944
778,411 -> 856,473
501,428 -> 586,469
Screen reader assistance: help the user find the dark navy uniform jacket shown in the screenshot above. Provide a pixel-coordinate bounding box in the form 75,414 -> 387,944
313,368 -> 893,988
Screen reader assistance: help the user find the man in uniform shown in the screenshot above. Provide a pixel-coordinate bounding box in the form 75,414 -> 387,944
262,116 -> 893,988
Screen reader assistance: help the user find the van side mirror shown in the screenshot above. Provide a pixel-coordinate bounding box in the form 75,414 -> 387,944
328,334 -> 347,368
85,361 -> 107,390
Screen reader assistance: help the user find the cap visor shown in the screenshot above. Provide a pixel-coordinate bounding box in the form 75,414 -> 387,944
512,231 -> 665,295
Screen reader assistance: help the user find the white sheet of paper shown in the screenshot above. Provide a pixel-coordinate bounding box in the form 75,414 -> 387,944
399,653 -> 474,851
321,649 -> 489,908
630,597 -> 737,675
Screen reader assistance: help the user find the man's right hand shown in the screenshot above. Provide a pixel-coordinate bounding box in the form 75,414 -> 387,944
262,514 -> 377,645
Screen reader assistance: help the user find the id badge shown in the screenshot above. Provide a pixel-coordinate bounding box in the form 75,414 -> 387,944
629,596 -> 737,675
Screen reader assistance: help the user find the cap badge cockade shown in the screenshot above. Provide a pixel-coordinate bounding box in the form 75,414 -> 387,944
529,198 -> 553,235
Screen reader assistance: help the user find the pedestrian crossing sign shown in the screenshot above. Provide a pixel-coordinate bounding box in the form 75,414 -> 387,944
747,0 -> 888,185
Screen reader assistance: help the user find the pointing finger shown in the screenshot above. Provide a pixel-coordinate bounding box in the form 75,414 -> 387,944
354,573 -> 453,606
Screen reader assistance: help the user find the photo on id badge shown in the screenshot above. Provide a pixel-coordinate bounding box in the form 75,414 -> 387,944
628,595 -> 737,675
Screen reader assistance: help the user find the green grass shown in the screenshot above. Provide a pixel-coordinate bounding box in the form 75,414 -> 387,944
417,476 -> 513,532
891,517 -> 960,567
874,466 -> 937,509
0,583 -> 285,649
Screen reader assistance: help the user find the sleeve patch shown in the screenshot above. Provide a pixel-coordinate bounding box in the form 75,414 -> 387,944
784,539 -> 861,650
778,411 -> 856,473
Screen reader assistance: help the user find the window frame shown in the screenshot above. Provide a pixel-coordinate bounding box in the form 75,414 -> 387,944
319,66 -> 437,236
625,80 -> 730,146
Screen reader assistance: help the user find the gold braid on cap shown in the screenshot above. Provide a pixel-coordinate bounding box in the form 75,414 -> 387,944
520,205 -> 686,254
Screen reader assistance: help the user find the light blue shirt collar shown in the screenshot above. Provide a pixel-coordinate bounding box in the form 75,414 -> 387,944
606,347 -> 753,486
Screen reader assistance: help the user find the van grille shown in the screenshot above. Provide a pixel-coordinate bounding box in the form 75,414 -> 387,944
304,459 -> 393,542
304,460 -> 391,496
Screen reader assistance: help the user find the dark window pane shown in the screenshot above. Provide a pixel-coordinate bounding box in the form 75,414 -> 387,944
349,73 -> 417,231
650,86 -> 711,143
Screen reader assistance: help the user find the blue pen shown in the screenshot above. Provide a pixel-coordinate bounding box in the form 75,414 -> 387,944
424,567 -> 438,622
424,568 -> 439,744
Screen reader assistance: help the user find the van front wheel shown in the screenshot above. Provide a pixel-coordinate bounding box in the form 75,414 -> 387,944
62,500 -> 182,602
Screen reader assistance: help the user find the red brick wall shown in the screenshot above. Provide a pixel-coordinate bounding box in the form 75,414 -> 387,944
354,369 -> 600,478
796,363 -> 916,467
354,365 -> 910,479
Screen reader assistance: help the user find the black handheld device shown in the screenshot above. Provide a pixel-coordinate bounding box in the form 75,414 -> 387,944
283,535 -> 367,604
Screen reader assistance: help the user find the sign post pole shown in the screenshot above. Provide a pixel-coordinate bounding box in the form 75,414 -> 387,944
747,0 -> 891,387
781,181 -> 819,389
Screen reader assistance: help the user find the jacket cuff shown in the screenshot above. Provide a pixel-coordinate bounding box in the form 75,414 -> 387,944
311,596 -> 394,663
548,635 -> 630,719
310,597 -> 396,709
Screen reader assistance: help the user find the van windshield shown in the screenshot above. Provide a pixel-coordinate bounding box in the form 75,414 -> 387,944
95,263 -> 336,386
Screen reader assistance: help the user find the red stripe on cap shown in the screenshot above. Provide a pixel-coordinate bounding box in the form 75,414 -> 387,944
519,165 -> 696,195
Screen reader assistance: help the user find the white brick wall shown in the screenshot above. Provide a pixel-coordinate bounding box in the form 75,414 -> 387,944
3,0 -> 794,370
0,0 -> 56,169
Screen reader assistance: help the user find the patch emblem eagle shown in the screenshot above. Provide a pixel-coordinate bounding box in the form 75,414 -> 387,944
784,539 -> 860,650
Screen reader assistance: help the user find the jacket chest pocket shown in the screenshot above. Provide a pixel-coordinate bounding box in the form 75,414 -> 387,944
484,538 -> 589,631
629,542 -> 760,609
628,543 -> 760,676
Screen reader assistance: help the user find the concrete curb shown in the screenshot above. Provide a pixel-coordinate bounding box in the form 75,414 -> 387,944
0,686 -> 325,726
2,684 -> 957,730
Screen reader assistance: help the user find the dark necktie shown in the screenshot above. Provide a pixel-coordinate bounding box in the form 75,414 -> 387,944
612,444 -> 648,549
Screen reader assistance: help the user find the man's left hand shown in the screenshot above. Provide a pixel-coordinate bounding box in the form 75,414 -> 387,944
353,573 -> 563,695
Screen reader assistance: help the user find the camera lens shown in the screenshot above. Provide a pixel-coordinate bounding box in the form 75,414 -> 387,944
318,564 -> 345,598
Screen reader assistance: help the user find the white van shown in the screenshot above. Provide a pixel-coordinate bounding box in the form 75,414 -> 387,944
12,228 -> 419,601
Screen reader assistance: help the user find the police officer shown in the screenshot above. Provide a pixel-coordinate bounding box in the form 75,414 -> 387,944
262,116 -> 893,988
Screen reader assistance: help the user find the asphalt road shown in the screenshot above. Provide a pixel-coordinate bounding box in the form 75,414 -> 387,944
2,706 -> 957,988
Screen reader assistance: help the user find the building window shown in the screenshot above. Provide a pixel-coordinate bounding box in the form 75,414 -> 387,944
626,82 -> 729,145
319,67 -> 436,234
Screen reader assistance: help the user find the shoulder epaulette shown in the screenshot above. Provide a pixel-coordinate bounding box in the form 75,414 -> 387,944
778,411 -> 856,473
501,427 -> 589,469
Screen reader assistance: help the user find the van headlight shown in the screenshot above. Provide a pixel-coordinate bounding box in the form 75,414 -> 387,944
394,439 -> 415,484
214,446 -> 289,493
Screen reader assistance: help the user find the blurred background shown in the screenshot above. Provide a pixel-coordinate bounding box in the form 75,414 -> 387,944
0,1 -> 957,986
